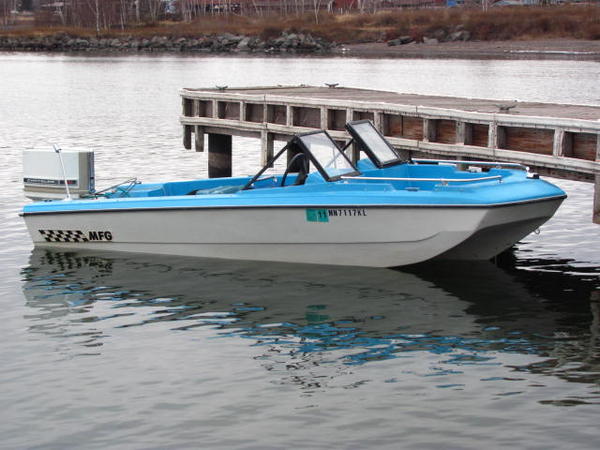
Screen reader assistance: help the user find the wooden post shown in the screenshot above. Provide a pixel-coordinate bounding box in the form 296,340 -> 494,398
497,126 -> 506,149
423,119 -> 437,142
182,98 -> 193,117
194,125 -> 204,152
464,123 -> 473,145
240,101 -> 246,122
320,107 -> 328,130
208,134 -> 232,178
374,112 -> 383,131
347,108 -> 360,162
553,128 -> 566,157
183,125 -> 192,150
456,121 -> 466,145
457,121 -> 473,146
594,176 -> 599,224
594,135 -> 600,224
488,122 -> 496,148
261,130 -> 274,167
346,108 -> 353,123
488,122 -> 505,149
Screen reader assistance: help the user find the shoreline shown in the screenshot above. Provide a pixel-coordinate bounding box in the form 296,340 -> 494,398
338,39 -> 600,60
0,35 -> 598,60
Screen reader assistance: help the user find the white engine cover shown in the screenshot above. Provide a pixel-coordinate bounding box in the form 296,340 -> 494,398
23,149 -> 94,200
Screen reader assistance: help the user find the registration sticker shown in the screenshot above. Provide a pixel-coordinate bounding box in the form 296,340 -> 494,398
306,209 -> 329,223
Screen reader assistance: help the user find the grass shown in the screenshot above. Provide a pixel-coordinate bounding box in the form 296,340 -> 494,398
2,6 -> 599,42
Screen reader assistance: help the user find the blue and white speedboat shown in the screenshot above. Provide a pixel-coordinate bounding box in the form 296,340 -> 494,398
22,120 -> 566,267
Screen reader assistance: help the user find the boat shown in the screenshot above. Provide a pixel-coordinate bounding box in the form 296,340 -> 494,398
21,120 -> 566,267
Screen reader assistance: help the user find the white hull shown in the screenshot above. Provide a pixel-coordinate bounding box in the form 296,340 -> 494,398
24,198 -> 563,267
435,198 -> 563,260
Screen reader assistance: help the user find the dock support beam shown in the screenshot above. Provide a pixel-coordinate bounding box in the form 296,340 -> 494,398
595,136 -> 600,224
183,125 -> 192,150
346,108 -> 360,162
194,126 -> 204,152
488,122 -> 506,150
261,130 -> 274,167
594,177 -> 599,224
423,119 -> 437,142
208,134 -> 232,178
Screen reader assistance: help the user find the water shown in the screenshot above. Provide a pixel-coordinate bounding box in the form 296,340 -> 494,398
1,53 -> 599,449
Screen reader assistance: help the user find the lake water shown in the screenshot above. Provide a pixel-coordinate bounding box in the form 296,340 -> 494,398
1,53 -> 599,449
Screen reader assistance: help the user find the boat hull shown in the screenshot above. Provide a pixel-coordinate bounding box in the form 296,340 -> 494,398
23,197 -> 564,267
435,196 -> 564,261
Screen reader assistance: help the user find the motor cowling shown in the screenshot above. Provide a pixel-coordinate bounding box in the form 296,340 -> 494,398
23,148 -> 95,200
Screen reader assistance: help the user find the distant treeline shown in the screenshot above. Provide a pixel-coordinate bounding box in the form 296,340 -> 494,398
5,0 -> 332,30
3,1 -> 178,31
1,4 -> 599,43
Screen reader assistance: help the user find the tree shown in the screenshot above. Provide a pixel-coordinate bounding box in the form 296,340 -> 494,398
146,0 -> 162,22
0,0 -> 18,27
312,0 -> 321,23
85,0 -> 101,34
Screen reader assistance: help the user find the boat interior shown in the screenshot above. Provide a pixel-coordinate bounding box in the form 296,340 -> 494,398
101,120 -> 530,200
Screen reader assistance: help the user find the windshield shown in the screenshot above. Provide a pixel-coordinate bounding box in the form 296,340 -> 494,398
346,120 -> 402,167
297,132 -> 356,179
242,130 -> 359,191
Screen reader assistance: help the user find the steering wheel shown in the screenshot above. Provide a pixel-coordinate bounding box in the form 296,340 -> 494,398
280,153 -> 309,187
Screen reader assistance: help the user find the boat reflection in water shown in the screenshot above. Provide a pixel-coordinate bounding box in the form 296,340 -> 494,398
22,249 -> 599,402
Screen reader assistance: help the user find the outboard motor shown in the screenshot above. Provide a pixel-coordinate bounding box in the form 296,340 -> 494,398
23,148 -> 95,200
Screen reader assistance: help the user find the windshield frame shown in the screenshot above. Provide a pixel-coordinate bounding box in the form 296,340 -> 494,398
293,130 -> 361,182
345,120 -> 406,168
242,130 -> 360,190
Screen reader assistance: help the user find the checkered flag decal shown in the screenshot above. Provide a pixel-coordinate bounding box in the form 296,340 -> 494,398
39,229 -> 89,243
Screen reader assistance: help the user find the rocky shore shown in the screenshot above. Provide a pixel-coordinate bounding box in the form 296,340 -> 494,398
1,30 -> 598,60
0,31 -> 333,53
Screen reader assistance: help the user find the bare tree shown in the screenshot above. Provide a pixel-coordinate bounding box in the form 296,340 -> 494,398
85,0 -> 101,34
180,0 -> 199,21
57,0 -> 122,32
118,0 -> 130,29
0,0 -> 18,27
312,0 -> 321,23
146,0 -> 162,22
55,1 -> 67,25
250,0 -> 261,16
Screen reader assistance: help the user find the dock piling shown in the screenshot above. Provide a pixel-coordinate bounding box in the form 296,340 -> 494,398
261,130 -> 274,167
594,176 -> 599,224
183,125 -> 192,150
194,126 -> 204,152
595,137 -> 600,224
208,134 -> 232,178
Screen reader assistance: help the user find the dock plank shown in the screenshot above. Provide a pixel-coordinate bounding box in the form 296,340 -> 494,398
187,86 -> 600,121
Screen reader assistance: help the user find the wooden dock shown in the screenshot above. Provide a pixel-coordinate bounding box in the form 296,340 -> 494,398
179,85 -> 600,223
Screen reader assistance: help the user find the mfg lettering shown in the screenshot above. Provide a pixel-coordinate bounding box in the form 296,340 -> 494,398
88,231 -> 113,241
